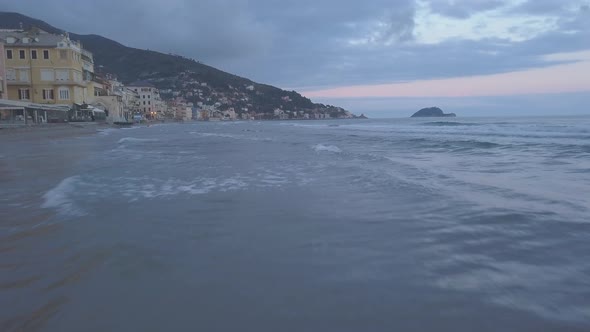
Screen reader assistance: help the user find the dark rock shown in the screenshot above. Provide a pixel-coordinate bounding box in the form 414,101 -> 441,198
411,107 -> 456,118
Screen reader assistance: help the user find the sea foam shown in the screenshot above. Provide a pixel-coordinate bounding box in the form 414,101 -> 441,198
41,176 -> 85,216
118,137 -> 160,144
312,144 -> 342,153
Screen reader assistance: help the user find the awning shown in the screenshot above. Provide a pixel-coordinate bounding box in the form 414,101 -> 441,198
0,99 -> 70,112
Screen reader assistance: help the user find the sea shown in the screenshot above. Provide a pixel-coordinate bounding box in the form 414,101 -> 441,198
1,116 -> 590,331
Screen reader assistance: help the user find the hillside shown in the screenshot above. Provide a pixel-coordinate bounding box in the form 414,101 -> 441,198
0,12 -> 351,117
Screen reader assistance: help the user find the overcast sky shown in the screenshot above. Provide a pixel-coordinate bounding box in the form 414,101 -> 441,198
2,0 -> 590,117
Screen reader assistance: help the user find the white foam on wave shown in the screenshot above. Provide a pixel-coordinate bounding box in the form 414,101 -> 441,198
192,132 -> 272,142
312,144 -> 342,153
41,176 -> 85,216
195,132 -> 244,139
118,137 -> 160,144
434,258 -> 590,322
98,128 -> 118,136
120,176 -> 249,201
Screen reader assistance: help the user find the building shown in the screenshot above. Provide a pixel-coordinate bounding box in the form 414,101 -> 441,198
127,80 -> 165,119
174,105 -> 192,121
0,29 -> 93,106
0,41 -> 6,99
222,108 -> 237,120
92,79 -> 139,124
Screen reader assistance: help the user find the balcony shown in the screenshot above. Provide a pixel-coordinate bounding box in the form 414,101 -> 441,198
6,78 -> 31,86
54,79 -> 87,87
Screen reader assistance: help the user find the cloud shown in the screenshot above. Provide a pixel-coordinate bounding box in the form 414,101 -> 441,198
303,50 -> 590,98
1,0 -> 274,61
317,92 -> 590,117
1,0 -> 589,96
426,0 -> 508,19
512,0 -> 588,15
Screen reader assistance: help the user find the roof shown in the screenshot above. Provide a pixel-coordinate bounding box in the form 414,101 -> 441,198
127,80 -> 156,88
0,30 -> 67,48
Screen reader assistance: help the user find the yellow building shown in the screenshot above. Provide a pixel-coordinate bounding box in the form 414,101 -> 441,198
0,29 -> 95,106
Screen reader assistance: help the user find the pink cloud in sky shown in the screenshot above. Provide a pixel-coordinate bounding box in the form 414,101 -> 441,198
303,50 -> 590,99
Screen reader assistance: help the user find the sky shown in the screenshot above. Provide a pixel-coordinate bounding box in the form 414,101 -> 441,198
2,0 -> 590,117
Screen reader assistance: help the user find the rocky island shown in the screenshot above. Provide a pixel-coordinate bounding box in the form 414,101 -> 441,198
411,107 -> 456,118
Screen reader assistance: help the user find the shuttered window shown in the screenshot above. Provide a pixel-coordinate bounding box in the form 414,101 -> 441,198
18,69 -> 29,82
6,69 -> 16,81
41,69 -> 54,81
56,70 -> 69,81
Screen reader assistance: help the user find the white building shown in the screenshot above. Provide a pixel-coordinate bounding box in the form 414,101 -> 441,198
127,80 -> 164,119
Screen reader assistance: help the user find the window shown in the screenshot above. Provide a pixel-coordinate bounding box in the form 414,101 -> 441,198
143,101 -> 146,105
6,69 -> 16,81
58,87 -> 70,100
43,50 -> 50,59
19,69 -> 30,82
56,70 -> 69,81
18,88 -> 30,100
148,101 -> 151,105
19,50 -> 25,59
143,95 -> 146,99
43,89 -> 54,100
31,50 -> 38,59
6,49 -> 12,59
148,95 -> 151,99
41,69 -> 55,81
59,50 -> 67,60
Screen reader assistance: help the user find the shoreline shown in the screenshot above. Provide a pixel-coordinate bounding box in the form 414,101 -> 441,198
0,123 -> 112,143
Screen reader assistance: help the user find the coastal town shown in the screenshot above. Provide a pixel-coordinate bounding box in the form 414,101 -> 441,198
0,28 -> 361,127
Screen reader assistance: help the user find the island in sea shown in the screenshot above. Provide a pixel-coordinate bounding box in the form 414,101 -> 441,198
411,107 -> 457,118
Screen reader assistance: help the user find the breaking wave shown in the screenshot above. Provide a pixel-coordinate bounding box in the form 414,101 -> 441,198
41,176 -> 85,216
312,144 -> 342,153
421,121 -> 481,126
118,137 -> 160,144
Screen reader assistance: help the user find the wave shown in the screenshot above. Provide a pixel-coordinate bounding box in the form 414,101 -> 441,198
448,140 -> 502,150
196,133 -> 244,139
421,121 -> 481,127
41,176 -> 85,216
97,128 -> 118,136
312,144 -> 342,153
110,176 -> 251,201
117,137 -> 160,144
192,132 -> 272,142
